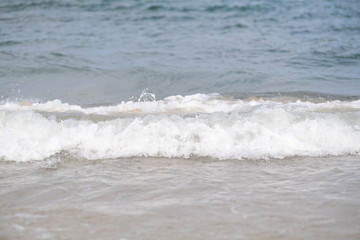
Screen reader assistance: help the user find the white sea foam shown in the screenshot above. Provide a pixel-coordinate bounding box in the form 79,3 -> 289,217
1,94 -> 360,116
0,94 -> 359,162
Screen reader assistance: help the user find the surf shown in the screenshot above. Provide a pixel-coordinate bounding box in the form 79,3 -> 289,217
1,94 -> 359,162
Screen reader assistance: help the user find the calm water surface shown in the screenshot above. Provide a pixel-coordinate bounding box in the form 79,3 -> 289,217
1,156 -> 360,240
1,0 -> 359,103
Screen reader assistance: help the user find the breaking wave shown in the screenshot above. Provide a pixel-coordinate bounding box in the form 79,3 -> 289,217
1,94 -> 359,162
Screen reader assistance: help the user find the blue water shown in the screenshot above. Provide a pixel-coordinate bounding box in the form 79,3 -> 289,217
1,0 -> 360,104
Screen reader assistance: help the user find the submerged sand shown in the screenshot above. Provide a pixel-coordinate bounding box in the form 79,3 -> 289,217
1,156 -> 359,240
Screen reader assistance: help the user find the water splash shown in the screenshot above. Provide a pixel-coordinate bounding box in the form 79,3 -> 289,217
138,89 -> 156,102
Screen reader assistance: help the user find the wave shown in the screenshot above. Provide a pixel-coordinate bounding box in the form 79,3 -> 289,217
1,93 -> 360,116
1,94 -> 360,162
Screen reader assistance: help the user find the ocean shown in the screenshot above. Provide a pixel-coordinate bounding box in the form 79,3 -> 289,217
1,0 -> 360,239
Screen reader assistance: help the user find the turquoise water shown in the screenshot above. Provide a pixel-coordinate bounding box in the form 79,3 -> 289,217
1,0 -> 360,104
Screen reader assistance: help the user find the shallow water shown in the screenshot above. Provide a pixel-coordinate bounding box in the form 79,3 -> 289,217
1,0 -> 360,238
1,156 -> 360,240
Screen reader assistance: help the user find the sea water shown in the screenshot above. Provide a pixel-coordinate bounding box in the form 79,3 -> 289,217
1,0 -> 360,239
